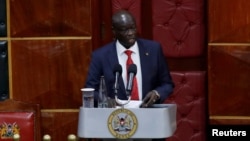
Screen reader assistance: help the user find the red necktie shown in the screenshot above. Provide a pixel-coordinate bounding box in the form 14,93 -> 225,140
125,50 -> 139,100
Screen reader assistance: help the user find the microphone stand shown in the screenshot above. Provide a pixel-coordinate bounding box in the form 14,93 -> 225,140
115,95 -> 131,109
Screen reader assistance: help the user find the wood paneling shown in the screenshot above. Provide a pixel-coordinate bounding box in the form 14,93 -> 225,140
208,0 -> 250,43
11,39 -> 91,109
10,0 -> 91,37
91,0 -> 113,50
208,45 -> 250,116
208,0 -> 250,125
41,111 -> 80,141
210,116 -> 250,125
4,0 -> 95,139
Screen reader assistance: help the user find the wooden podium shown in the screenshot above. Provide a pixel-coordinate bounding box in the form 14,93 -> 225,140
77,104 -> 177,139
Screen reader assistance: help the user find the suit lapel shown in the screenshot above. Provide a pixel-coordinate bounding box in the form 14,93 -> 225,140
137,40 -> 150,97
107,41 -> 126,98
107,42 -> 119,67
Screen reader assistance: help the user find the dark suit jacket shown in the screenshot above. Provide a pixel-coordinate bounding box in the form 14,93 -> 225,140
85,38 -> 174,105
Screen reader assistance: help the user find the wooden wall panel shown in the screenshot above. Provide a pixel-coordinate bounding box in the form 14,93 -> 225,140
208,0 -> 250,125
41,111 -> 80,141
11,39 -> 91,109
5,0 -> 95,139
210,117 -> 250,125
10,0 -> 91,37
208,46 -> 250,116
208,0 -> 250,43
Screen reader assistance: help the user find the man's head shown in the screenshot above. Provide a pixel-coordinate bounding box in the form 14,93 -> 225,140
112,10 -> 137,49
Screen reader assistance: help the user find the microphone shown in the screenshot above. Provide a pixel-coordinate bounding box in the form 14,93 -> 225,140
126,64 -> 137,96
113,64 -> 122,95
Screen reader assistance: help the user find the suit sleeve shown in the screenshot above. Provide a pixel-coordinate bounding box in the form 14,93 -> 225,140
154,44 -> 175,103
84,51 -> 102,103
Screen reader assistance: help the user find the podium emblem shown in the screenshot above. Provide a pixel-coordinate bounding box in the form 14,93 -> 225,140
107,108 -> 138,139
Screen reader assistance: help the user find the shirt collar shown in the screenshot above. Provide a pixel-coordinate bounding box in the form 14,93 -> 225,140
116,40 -> 139,55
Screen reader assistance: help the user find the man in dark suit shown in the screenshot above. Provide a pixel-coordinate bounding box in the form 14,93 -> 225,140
84,10 -> 174,141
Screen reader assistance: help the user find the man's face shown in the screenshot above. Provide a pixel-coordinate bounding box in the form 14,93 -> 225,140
112,14 -> 137,48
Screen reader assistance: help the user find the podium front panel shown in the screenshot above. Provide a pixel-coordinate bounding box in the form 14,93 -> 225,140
77,104 -> 177,139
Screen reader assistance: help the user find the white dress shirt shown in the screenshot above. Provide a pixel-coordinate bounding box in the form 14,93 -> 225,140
116,40 -> 142,100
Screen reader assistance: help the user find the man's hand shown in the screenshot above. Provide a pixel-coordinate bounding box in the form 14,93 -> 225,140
140,90 -> 160,108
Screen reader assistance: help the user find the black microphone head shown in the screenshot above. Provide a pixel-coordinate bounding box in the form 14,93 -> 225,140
128,64 -> 137,75
113,64 -> 122,74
